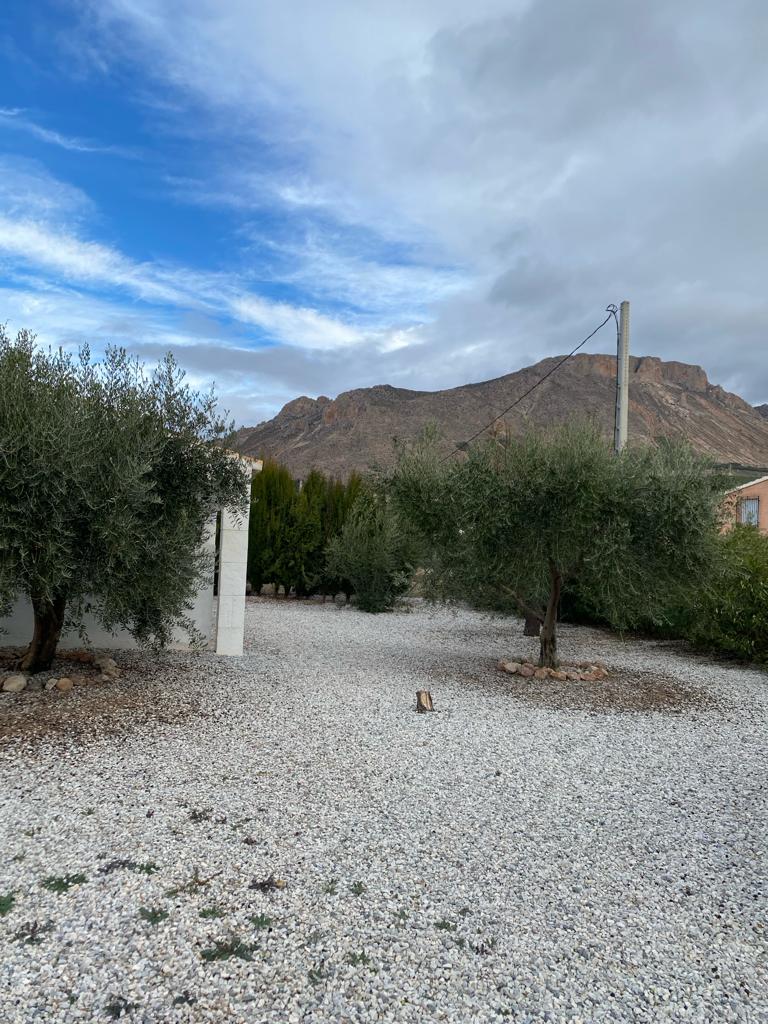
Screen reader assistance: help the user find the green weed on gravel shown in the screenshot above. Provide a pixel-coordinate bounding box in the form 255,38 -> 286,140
0,893 -> 15,916
248,914 -> 272,929
42,873 -> 87,894
139,907 -> 169,925
200,938 -> 255,963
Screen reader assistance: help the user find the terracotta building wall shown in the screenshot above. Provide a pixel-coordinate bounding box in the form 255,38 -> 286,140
722,477 -> 768,535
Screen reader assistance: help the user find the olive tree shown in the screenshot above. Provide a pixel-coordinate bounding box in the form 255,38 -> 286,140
326,486 -> 417,612
390,422 -> 722,668
0,328 -> 248,672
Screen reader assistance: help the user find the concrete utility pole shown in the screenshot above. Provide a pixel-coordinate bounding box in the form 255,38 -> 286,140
614,299 -> 630,452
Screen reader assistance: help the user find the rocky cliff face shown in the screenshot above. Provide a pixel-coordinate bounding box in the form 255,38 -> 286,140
235,354 -> 768,478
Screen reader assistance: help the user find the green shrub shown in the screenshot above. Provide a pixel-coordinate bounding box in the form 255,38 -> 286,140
326,489 -> 416,613
564,524 -> 768,665
684,526 -> 768,662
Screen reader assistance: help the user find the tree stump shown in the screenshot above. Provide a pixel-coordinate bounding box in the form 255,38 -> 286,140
416,690 -> 434,713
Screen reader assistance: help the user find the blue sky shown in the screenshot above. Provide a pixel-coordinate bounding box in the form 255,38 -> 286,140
1,0 -> 767,425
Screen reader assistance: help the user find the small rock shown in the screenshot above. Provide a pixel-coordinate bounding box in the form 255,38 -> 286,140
56,677 -> 74,692
552,670 -> 568,681
519,665 -> 535,678
499,661 -> 521,674
2,674 -> 28,693
565,670 -> 581,681
533,668 -> 548,679
45,678 -> 58,691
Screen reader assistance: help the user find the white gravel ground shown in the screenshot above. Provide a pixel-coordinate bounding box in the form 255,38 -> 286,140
1,599 -> 766,1024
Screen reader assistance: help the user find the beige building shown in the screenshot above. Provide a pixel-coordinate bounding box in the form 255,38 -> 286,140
723,475 -> 768,535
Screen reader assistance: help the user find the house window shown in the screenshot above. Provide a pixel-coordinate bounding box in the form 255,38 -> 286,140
739,497 -> 759,526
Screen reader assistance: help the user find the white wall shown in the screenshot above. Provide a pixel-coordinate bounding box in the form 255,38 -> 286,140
1,581 -> 216,652
2,457 -> 255,656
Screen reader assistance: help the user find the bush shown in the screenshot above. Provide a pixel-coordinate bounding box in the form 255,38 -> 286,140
683,526 -> 768,662
563,525 -> 768,665
325,488 -> 416,612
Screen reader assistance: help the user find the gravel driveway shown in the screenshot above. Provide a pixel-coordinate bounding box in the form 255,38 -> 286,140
1,598 -> 766,1023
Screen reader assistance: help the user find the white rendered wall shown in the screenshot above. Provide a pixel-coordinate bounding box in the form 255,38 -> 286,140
214,499 -> 251,656
1,460 -> 253,656
1,581 -> 216,653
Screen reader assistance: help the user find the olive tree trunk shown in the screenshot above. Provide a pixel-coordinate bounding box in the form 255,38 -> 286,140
538,564 -> 562,669
18,594 -> 67,674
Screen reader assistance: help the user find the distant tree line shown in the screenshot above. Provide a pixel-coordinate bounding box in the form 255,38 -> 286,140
247,460 -> 363,598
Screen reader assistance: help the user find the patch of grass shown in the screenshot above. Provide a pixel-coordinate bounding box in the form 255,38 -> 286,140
105,996 -> 139,1019
200,937 -> 255,963
83,807 -> 96,816
248,913 -> 273,929
345,950 -> 371,966
166,867 -> 214,897
199,906 -> 224,919
0,893 -> 16,916
138,907 -> 168,925
135,862 -> 159,876
322,878 -> 338,895
394,909 -> 408,924
349,881 -> 366,896
189,808 -> 212,823
41,873 -> 87,894
459,906 -> 471,917
14,920 -> 53,945
435,918 -> 457,932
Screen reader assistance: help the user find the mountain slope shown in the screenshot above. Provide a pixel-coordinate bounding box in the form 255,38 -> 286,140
235,354 -> 768,478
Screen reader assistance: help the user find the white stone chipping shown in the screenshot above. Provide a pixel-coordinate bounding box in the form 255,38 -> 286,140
0,599 -> 766,1023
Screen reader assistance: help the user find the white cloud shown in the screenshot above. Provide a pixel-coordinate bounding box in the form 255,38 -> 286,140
0,107 -> 137,157
74,0 -> 768,409
0,162 -> 394,355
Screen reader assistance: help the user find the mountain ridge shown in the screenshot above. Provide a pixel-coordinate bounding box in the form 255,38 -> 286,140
235,354 -> 768,478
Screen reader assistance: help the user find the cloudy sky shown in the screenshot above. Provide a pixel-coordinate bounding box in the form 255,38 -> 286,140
1,0 -> 766,425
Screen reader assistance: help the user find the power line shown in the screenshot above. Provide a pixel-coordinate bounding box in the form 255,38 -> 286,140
441,305 -> 619,461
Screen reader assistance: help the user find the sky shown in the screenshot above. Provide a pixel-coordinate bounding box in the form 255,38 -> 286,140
1,0 -> 766,426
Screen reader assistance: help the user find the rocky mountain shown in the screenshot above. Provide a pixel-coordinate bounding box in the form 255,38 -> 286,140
235,354 -> 768,479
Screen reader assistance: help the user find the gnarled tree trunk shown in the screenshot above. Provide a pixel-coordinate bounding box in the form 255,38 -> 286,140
538,563 -> 562,669
18,593 -> 67,674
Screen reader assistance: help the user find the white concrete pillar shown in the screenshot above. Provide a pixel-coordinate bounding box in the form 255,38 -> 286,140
214,464 -> 251,656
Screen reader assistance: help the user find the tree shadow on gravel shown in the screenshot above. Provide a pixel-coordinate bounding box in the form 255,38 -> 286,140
427,656 -> 723,715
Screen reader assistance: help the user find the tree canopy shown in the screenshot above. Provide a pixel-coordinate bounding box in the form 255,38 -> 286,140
390,421 -> 723,667
0,327 -> 248,672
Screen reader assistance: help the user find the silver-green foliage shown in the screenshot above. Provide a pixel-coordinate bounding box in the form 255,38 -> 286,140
390,421 -> 723,664
0,328 -> 248,667
326,487 -> 416,612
